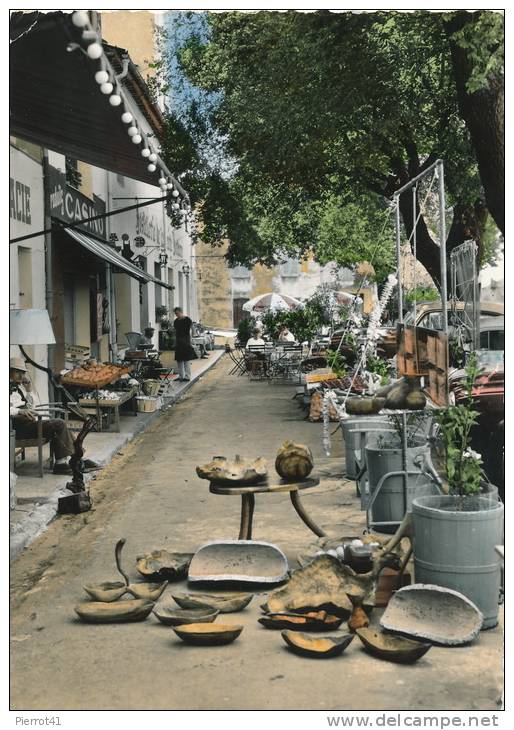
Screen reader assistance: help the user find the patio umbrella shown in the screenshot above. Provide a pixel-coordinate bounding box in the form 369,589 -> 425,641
242,292 -> 302,313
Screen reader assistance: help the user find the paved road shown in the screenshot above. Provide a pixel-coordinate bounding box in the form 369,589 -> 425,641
10,356 -> 503,710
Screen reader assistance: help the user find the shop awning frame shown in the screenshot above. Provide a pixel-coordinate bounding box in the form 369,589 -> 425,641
10,11 -> 188,199
65,228 -> 173,291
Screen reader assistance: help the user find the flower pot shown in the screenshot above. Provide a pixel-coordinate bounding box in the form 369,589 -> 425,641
411,494 -> 504,629
341,416 -> 390,479
364,437 -> 439,532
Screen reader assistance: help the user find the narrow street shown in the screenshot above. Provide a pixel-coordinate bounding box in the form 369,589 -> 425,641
10,357 -> 503,711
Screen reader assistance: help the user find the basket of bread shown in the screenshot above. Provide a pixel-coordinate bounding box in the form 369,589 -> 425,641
61,362 -> 132,389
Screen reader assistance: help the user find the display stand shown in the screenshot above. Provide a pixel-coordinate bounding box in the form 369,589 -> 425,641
208,476 -> 325,539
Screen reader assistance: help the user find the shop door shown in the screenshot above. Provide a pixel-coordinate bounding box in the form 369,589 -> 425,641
233,298 -> 249,328
63,274 -> 76,345
18,247 -> 33,309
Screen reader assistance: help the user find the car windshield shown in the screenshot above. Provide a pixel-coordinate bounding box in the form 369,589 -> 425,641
476,349 -> 504,369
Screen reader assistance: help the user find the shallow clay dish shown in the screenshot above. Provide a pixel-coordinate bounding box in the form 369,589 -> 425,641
83,581 -> 128,602
356,628 -> 432,663
127,581 -> 168,601
172,622 -> 244,646
153,607 -> 219,626
75,599 -> 155,623
172,592 -> 253,613
258,611 -> 343,632
136,550 -> 194,582
282,631 -> 354,658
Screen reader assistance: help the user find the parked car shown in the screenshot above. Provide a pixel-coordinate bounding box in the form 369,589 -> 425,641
377,300 -> 504,357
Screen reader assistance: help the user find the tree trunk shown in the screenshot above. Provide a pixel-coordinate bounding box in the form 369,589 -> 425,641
445,12 -> 504,235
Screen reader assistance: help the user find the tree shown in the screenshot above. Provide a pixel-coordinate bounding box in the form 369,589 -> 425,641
444,11 -> 504,235
161,10 -> 503,287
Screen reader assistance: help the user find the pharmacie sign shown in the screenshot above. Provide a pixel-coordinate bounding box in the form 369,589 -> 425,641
47,165 -> 106,238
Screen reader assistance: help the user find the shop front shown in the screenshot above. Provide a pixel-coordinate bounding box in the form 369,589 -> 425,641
9,143 -> 49,401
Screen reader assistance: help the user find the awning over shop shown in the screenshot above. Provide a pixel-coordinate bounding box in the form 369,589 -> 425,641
65,228 -> 173,291
10,11 -> 185,195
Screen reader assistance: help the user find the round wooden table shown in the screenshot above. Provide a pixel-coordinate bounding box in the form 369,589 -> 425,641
209,476 -> 326,540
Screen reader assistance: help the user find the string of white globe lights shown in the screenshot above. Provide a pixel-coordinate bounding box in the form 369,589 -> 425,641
70,10 -> 196,234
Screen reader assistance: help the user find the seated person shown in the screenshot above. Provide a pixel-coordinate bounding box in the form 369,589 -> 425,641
245,329 -> 266,350
9,357 -> 97,475
278,325 -> 296,343
140,325 -> 155,347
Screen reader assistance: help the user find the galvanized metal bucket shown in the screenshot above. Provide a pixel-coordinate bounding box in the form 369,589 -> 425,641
412,494 -> 504,629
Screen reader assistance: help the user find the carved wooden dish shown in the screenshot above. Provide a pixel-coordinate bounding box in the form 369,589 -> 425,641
136,550 -> 193,581
356,628 -> 432,663
281,631 -> 354,658
172,623 -> 244,646
74,599 -> 155,623
258,610 -> 343,631
196,455 -> 268,485
172,592 -> 254,613
127,581 -> 169,601
153,607 -> 219,626
83,581 -> 127,603
262,555 -> 374,618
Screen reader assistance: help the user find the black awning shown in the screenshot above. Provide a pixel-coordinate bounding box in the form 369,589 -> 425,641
10,11 -> 170,188
65,228 -> 173,291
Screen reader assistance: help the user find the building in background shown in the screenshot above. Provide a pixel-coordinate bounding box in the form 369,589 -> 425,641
10,11 -> 196,389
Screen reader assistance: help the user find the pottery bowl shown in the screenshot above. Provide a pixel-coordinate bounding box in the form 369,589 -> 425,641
172,592 -> 254,613
258,610 -> 343,631
356,627 -> 432,663
83,581 -> 127,602
281,630 -> 354,658
172,622 -> 244,646
128,581 -> 168,601
153,607 -> 219,626
75,599 -> 155,624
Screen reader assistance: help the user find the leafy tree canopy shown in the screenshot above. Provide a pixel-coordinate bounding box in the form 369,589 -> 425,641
156,10 -> 503,285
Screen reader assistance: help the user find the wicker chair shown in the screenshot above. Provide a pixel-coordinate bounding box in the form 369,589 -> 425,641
14,404 -> 69,478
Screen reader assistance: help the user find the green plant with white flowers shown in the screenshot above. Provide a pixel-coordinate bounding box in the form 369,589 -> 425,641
435,352 -> 483,496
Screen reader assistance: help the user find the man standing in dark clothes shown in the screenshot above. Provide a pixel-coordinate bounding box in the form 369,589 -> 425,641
173,307 -> 197,381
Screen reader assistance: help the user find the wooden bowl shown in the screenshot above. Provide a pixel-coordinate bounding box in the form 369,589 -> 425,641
258,611 -> 343,632
83,581 -> 128,602
153,607 -> 219,626
172,592 -> 254,613
127,581 -> 168,601
172,622 -> 244,646
75,599 -> 155,623
356,628 -> 432,663
281,631 -> 354,658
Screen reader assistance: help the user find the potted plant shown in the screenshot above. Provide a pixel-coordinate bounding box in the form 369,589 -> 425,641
411,353 -> 504,629
237,316 -> 254,346
155,305 -> 169,323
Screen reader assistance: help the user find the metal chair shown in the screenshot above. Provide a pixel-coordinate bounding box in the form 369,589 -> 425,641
14,404 -> 70,477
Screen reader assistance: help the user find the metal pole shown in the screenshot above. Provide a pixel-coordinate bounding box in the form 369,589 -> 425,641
395,199 -> 403,323
394,158 -> 442,196
401,411 -> 408,517
437,160 -> 448,334
412,185 -> 417,325
42,150 -> 55,401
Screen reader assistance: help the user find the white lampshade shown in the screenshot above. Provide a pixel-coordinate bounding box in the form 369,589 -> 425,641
10,309 -> 56,345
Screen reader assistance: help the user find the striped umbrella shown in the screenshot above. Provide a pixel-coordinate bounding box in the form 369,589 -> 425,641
242,292 -> 303,313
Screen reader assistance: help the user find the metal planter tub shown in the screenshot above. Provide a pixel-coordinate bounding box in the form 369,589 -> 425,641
364,437 -> 439,530
411,494 -> 504,629
341,417 -> 391,479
